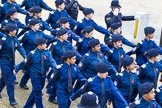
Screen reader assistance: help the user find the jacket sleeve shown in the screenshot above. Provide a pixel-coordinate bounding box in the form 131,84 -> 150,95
40,0 -> 53,11
64,0 -> 75,10
109,79 -> 128,107
16,39 -> 26,58
16,3 -> 29,15
92,20 -> 110,36
71,81 -> 90,101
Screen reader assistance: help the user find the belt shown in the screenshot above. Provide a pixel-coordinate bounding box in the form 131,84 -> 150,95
31,72 -> 46,76
31,72 -> 41,76
0,57 -> 13,61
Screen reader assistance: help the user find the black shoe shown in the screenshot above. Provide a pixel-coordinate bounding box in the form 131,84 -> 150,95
0,94 -> 2,98
48,99 -> 58,104
14,81 -> 19,85
10,101 -> 18,106
19,84 -> 29,90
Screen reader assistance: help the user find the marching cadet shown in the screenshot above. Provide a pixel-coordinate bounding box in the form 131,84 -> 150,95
20,0 -> 54,12
155,79 -> 162,107
136,26 -> 162,66
115,56 -> 140,104
107,34 -> 127,72
0,24 -> 26,105
49,28 -> 82,65
59,17 -> 82,43
129,82 -> 161,108
26,6 -> 54,32
46,0 -> 77,30
49,50 -> 86,108
19,18 -> 56,90
76,26 -> 110,56
138,48 -> 162,88
104,0 -> 138,29
19,6 -> 54,38
0,0 -> 29,23
70,62 -> 128,108
104,23 -> 136,49
14,37 -> 57,108
64,0 -> 85,21
77,91 -> 101,108
1,8 -> 29,37
78,39 -> 117,81
76,26 -> 95,56
74,8 -> 110,37
46,28 -> 82,104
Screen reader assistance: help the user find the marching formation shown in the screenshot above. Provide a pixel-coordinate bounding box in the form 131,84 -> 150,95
0,0 -> 162,108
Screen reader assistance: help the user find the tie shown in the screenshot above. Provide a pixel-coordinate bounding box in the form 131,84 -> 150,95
62,42 -> 65,53
100,79 -> 105,107
11,38 -> 15,63
153,65 -> 157,88
32,0 -> 36,7
118,49 -> 121,72
148,40 -> 150,49
41,51 -> 44,75
128,73 -> 132,103
67,65 -> 72,92
97,53 -> 101,63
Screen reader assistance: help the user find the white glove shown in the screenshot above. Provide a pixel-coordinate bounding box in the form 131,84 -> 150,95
134,15 -> 140,20
113,8 -> 119,16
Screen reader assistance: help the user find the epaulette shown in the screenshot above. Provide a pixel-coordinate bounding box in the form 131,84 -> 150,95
109,49 -> 113,53
106,76 -> 110,78
114,81 -> 117,86
131,70 -> 136,74
4,20 -> 8,23
52,41 -> 57,45
47,43 -> 52,50
31,50 -> 35,54
85,53 -> 89,57
56,64 -> 63,69
116,72 -> 123,76
56,28 -> 60,31
109,36 -> 112,39
78,62 -> 83,67
139,40 -> 143,44
87,77 -> 94,82
37,30 -> 42,32
106,16 -> 111,21
134,100 -> 140,105
156,88 -> 160,93
25,31 -> 29,34
141,64 -> 146,68
50,73 -> 54,79
78,38 -> 82,42
44,48 -> 48,50
1,37 -> 6,40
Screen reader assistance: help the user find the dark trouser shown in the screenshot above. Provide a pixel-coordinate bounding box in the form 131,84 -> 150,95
20,69 -> 30,86
0,60 -> 15,103
48,82 -> 56,101
58,103 -> 71,108
57,89 -> 72,108
24,74 -> 45,108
